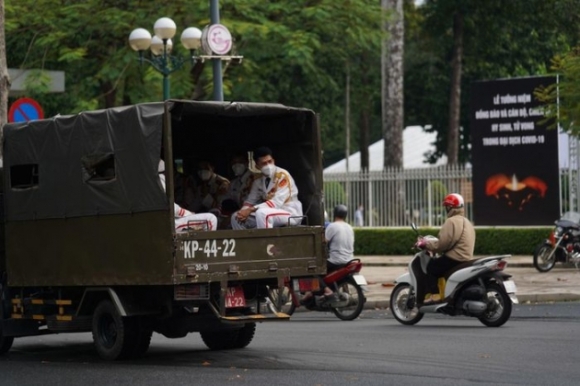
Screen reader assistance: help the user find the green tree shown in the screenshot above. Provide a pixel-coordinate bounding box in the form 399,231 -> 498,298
223,0 -> 383,167
535,49 -> 580,136
5,0 -> 384,168
405,0 -> 570,164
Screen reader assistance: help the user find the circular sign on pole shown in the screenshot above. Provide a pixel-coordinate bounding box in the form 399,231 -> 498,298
8,97 -> 44,123
201,24 -> 233,55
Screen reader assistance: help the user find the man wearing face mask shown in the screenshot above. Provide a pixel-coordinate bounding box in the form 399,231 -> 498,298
221,153 -> 261,215
191,160 -> 230,213
231,147 -> 303,229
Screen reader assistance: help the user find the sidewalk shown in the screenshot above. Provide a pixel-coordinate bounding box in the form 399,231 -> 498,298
357,255 -> 580,309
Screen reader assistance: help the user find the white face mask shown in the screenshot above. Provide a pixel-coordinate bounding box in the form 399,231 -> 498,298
198,170 -> 212,181
232,163 -> 246,176
261,164 -> 276,177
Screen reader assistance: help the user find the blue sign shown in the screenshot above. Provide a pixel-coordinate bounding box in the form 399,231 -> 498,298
8,97 -> 44,123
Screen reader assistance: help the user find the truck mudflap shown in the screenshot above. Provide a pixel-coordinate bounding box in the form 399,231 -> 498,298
173,226 -> 326,284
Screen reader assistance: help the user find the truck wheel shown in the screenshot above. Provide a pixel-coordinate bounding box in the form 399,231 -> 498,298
233,323 -> 256,349
200,329 -> 239,350
130,319 -> 153,358
0,330 -> 14,355
92,300 -> 138,360
0,293 -> 14,355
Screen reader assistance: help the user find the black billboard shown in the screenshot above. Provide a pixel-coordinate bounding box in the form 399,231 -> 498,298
470,76 -> 559,225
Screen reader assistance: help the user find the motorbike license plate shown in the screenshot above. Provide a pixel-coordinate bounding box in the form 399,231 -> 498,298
293,278 -> 320,292
503,280 -> 517,293
353,274 -> 367,286
225,286 -> 246,308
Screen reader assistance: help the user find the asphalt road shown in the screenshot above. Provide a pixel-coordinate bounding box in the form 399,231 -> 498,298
1,302 -> 579,386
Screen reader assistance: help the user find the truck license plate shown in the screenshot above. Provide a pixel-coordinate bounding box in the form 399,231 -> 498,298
225,286 -> 246,308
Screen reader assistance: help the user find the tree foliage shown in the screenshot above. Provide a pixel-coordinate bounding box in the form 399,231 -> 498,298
535,49 -> 580,136
5,0 -> 383,167
405,0 -> 571,164
4,0 -> 578,168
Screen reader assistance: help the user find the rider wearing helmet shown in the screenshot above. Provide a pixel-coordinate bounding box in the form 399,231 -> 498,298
417,193 -> 476,301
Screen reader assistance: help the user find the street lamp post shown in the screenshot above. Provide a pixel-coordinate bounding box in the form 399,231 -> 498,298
129,17 -> 201,100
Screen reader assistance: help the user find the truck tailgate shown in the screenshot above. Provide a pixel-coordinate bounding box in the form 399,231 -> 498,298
173,226 -> 326,283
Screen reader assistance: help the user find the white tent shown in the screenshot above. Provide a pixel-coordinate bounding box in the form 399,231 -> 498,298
324,126 -> 447,173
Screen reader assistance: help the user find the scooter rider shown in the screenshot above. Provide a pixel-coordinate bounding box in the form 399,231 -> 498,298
415,193 -> 476,301
300,204 -> 353,305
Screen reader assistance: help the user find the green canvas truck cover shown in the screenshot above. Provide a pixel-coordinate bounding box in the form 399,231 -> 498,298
1,101 -> 323,286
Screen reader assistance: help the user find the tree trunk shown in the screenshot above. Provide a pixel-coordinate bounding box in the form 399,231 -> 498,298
359,108 -> 370,172
359,56 -> 370,172
101,81 -> 117,108
382,0 -> 404,225
0,0 -> 9,157
190,61 -> 206,100
447,11 -> 464,165
382,0 -> 404,169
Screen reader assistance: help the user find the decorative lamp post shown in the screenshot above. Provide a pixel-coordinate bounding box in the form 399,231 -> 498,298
129,17 -> 202,100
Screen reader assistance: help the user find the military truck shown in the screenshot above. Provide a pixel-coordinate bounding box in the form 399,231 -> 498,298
0,101 -> 326,360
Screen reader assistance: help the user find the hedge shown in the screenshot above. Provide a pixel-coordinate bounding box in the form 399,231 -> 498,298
354,227 -> 552,256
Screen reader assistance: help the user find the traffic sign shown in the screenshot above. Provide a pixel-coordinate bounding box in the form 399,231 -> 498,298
8,97 -> 44,123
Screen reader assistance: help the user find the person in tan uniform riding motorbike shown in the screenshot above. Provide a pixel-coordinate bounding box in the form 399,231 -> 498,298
416,193 -> 476,301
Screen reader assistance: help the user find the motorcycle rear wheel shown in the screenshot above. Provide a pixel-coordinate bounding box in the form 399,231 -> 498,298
332,278 -> 366,321
533,243 -> 556,273
478,282 -> 512,327
389,283 -> 424,325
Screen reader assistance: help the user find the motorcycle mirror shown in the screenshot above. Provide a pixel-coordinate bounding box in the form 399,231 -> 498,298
411,223 -> 419,235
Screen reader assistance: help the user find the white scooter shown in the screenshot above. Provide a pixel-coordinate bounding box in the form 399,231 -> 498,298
390,224 -> 518,327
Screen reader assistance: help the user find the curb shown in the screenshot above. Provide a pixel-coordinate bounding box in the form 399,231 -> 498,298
363,294 -> 580,310
364,262 -> 534,268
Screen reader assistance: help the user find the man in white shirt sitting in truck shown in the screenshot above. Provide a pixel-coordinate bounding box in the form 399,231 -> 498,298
230,147 -> 303,229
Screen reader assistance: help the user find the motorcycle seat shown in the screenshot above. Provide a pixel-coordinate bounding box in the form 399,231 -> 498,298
323,259 -> 362,283
440,255 -> 510,279
441,260 -> 479,279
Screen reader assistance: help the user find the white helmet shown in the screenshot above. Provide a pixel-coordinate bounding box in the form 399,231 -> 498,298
443,193 -> 464,208
158,160 -> 165,173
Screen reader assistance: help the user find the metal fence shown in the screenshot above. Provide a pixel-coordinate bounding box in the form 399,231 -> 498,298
323,166 -> 577,227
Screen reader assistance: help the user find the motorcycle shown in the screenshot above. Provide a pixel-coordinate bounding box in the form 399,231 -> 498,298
267,259 -> 367,321
533,211 -> 580,272
389,224 -> 518,327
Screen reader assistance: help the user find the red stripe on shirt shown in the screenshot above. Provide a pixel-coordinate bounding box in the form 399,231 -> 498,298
264,212 -> 291,228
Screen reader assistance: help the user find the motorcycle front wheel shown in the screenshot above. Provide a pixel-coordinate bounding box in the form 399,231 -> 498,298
478,282 -> 512,327
533,243 -> 557,273
389,283 -> 424,325
332,277 -> 366,321
267,285 -> 296,315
